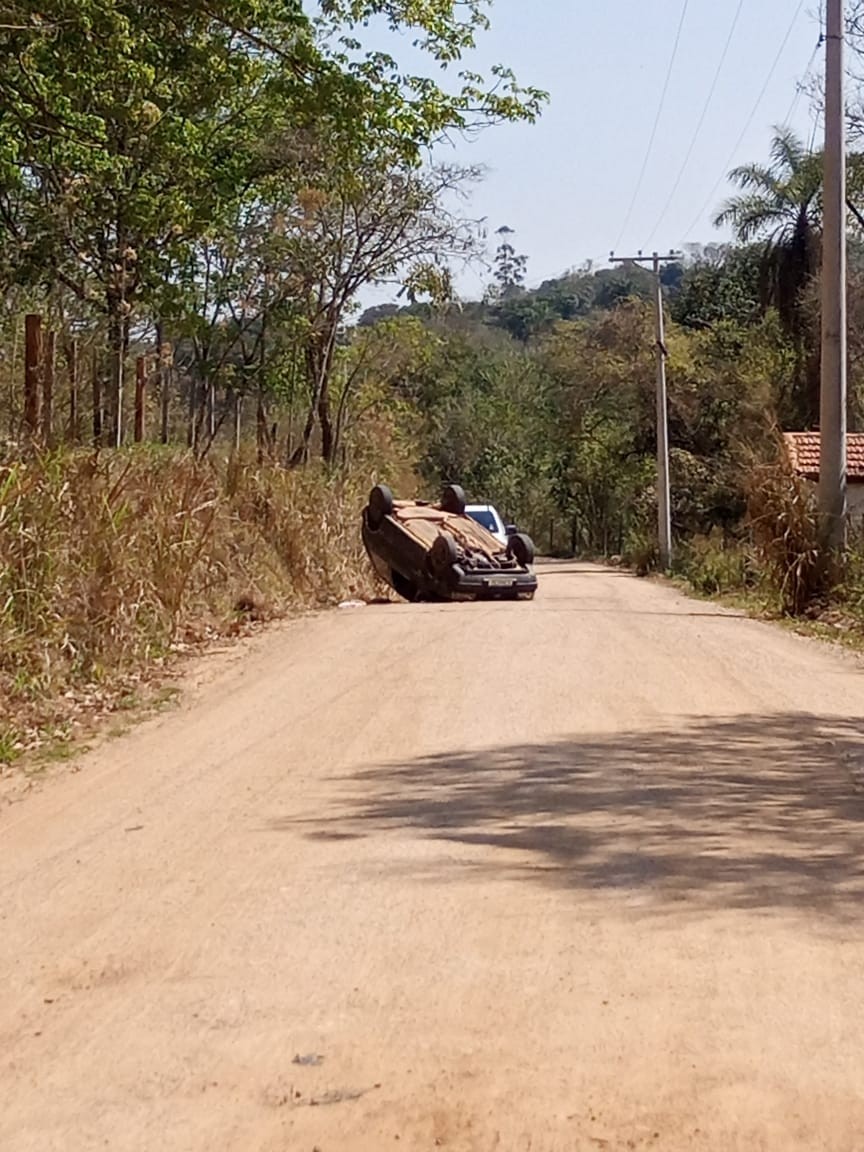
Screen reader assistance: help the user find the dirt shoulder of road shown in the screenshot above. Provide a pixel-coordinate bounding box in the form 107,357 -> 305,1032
592,549 -> 864,652
0,610 -> 325,813
666,574 -> 864,653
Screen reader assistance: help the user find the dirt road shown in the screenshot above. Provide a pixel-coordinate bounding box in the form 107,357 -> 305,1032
3,562 -> 864,1151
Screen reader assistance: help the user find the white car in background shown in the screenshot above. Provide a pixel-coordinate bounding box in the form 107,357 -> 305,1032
465,504 -> 516,548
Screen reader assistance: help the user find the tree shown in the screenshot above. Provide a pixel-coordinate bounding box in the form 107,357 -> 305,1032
330,315 -> 436,467
713,127 -> 822,426
0,0 -> 546,444
168,191 -> 310,457
672,245 -> 762,331
0,1 -> 317,442
281,156 -> 483,464
837,2 -> 864,141
490,225 -> 527,298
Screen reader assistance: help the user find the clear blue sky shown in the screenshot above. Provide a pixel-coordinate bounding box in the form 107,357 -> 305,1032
363,0 -> 824,304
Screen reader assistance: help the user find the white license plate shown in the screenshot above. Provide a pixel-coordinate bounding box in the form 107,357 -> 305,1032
484,576 -> 516,587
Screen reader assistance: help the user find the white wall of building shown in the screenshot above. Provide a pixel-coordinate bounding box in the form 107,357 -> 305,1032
847,484 -> 864,523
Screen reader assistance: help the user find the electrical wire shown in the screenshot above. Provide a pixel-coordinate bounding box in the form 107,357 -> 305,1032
645,0 -> 746,247
782,34 -> 823,128
681,0 -> 809,242
612,0 -> 690,254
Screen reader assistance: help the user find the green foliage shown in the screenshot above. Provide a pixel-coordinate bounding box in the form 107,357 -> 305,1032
0,0 -> 545,455
355,246 -> 802,565
672,246 -> 762,330
713,128 -> 825,428
488,263 -> 661,343
677,533 -> 754,596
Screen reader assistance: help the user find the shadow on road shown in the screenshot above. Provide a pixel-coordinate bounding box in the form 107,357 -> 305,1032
288,713 -> 864,919
527,608 -> 746,618
534,562 -> 628,577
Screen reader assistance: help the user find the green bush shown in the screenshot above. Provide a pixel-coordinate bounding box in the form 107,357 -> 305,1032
678,532 -> 755,596
622,534 -> 658,577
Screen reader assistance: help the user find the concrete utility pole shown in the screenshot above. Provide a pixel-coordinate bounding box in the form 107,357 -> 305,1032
610,250 -> 681,570
819,0 -> 848,551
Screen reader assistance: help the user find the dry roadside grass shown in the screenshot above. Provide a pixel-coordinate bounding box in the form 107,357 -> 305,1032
651,453 -> 864,648
0,447 -> 388,770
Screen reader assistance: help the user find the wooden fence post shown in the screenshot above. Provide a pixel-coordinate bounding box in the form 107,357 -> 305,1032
24,313 -> 42,442
134,355 -> 146,443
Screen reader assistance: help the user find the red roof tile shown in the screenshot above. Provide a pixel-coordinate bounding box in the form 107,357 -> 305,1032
783,432 -> 864,482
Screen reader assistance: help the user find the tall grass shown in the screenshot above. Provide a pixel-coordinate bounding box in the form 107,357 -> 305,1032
745,460 -> 824,615
0,447 -> 381,754
675,450 -> 844,619
676,530 -> 756,597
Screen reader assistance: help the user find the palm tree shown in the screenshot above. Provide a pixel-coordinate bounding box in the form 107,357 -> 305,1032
714,127 -> 822,427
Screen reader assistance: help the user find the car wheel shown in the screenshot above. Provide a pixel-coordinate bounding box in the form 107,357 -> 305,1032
507,532 -> 535,567
430,530 -> 459,576
367,483 -> 394,530
440,484 -> 466,516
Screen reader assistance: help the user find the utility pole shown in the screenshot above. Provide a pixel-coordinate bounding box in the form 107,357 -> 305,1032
819,0 -> 847,551
610,249 -> 681,569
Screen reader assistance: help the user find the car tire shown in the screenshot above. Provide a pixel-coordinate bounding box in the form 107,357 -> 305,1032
430,530 -> 459,576
507,532 -> 535,567
367,483 -> 394,530
440,484 -> 466,516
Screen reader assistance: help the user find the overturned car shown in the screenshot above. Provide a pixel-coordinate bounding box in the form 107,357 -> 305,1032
362,483 -> 538,602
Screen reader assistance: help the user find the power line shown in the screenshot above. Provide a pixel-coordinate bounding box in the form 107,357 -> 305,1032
781,0 -> 824,130
681,0 -> 809,241
782,33 -> 823,128
613,0 -> 690,253
645,0 -> 746,247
